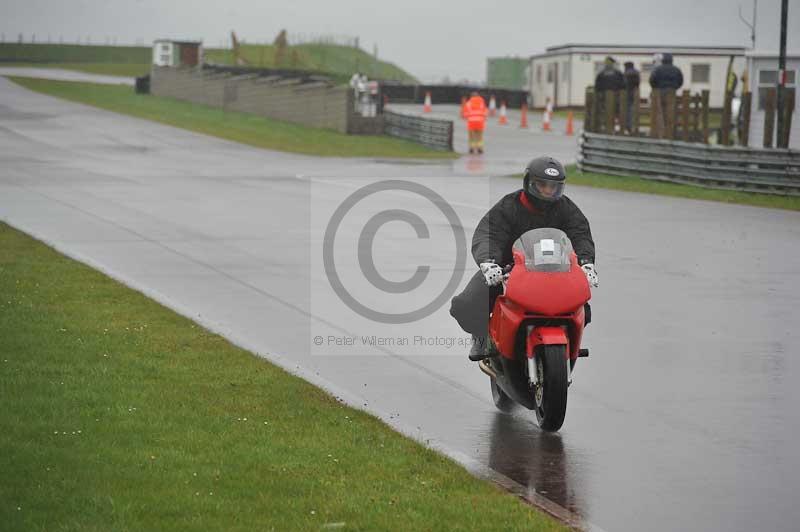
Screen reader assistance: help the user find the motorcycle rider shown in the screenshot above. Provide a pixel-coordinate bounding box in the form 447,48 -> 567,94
449,156 -> 598,361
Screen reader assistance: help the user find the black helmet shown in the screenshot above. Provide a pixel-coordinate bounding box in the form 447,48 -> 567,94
523,156 -> 566,204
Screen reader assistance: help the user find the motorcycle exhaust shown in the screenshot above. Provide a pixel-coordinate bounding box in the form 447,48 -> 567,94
478,359 -> 497,380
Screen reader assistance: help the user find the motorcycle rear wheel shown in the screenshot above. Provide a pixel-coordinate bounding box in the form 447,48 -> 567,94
490,377 -> 513,412
533,344 -> 568,431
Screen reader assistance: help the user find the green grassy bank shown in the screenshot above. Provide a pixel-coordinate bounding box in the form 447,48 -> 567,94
567,165 -> 800,211
0,223 -> 563,530
9,77 -> 455,159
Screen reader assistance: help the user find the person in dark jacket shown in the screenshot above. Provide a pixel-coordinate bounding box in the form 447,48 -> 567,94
594,56 -> 625,132
648,53 -> 683,136
450,156 -> 598,361
623,61 -> 640,132
648,53 -> 683,90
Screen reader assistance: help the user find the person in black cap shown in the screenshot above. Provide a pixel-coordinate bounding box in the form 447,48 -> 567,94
623,61 -> 641,133
594,56 -> 625,132
450,156 -> 597,361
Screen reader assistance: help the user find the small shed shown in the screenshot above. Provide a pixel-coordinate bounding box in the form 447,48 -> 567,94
152,39 -> 203,67
746,51 -> 799,149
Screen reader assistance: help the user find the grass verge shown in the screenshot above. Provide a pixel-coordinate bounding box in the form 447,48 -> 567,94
8,77 -> 456,159
0,222 -> 565,531
566,165 -> 800,211
0,62 -> 150,77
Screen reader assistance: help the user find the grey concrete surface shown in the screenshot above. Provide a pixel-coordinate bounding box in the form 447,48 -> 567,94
2,76 -> 800,532
388,103 -> 580,171
0,67 -> 135,85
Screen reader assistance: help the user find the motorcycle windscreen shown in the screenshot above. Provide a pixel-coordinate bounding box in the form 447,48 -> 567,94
512,228 -> 573,273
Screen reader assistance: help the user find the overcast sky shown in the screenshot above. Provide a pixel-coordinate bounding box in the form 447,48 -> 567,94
1,0 -> 798,82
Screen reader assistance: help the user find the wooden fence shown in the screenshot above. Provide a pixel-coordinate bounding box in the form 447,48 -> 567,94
585,86 -> 795,149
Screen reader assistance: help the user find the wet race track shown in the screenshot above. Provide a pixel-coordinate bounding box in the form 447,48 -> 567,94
2,76 -> 799,531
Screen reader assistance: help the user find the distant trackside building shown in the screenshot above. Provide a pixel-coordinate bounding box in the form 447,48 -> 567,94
528,44 -> 746,109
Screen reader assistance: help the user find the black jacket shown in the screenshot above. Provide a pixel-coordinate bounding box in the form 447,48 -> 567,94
624,67 -> 640,91
595,65 -> 625,91
472,191 -> 595,267
649,60 -> 683,90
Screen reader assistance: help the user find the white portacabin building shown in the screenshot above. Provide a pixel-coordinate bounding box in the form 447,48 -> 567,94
529,44 -> 746,109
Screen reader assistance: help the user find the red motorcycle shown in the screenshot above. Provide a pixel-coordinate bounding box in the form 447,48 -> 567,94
479,228 -> 591,432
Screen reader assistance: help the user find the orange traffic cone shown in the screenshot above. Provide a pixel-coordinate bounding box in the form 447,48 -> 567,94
542,98 -> 553,131
423,91 -> 432,113
565,110 -> 574,136
520,103 -> 529,128
460,96 -> 467,120
488,95 -> 497,117
498,101 -> 508,125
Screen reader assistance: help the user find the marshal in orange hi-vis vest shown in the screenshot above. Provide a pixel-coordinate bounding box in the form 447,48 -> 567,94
466,95 -> 488,131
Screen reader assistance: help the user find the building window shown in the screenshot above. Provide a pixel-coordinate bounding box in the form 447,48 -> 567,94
691,64 -> 710,83
562,61 -> 569,83
160,43 -> 169,52
640,62 -> 655,76
160,54 -> 170,64
757,69 -> 797,110
536,64 -> 542,84
547,63 -> 555,83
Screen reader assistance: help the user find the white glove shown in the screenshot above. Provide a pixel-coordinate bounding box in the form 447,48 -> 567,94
480,262 -> 504,287
581,263 -> 599,288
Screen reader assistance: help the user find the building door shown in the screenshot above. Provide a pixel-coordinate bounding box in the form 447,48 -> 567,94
180,45 -> 199,67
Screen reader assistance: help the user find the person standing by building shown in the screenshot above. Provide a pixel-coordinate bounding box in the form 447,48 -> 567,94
594,56 -> 625,132
623,61 -> 640,133
648,53 -> 683,91
648,53 -> 683,136
466,91 -> 488,154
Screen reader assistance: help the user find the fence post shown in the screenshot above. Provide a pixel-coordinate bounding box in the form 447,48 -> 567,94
763,87 -> 776,148
604,90 -> 615,134
663,89 -> 676,140
650,90 -> 662,138
701,90 -> 710,144
721,90 -> 733,145
584,87 -> 594,133
681,90 -> 690,141
739,92 -> 751,147
690,94 -> 700,141
778,89 -> 795,149
632,87 -> 640,135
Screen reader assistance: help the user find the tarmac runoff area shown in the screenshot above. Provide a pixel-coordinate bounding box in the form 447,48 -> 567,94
387,102 -> 580,165
2,75 -> 800,532
0,66 -> 134,86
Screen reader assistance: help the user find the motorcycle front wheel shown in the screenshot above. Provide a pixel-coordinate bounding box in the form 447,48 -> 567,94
533,344 -> 568,431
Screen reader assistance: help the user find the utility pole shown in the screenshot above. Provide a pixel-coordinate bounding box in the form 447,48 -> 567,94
776,0 -> 788,148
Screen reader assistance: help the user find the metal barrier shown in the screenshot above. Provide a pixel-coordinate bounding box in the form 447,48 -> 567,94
578,132 -> 800,196
383,110 -> 453,151
381,83 -> 528,108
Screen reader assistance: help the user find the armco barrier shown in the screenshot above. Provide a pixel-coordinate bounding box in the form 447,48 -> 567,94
578,132 -> 800,196
384,111 -> 453,151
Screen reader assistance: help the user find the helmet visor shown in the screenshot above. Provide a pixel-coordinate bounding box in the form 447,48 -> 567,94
527,177 -> 564,202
